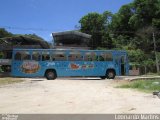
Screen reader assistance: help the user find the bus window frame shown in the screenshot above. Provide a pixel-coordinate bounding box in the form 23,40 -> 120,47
84,52 -> 98,61
14,50 -> 31,61
68,51 -> 83,61
31,50 -> 42,61
98,52 -> 113,61
42,51 -> 51,61
51,50 -> 67,61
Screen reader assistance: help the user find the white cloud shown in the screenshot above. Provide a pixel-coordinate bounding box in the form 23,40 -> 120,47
50,33 -> 53,37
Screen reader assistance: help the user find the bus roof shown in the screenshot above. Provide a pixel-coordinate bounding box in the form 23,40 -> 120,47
13,48 -> 127,53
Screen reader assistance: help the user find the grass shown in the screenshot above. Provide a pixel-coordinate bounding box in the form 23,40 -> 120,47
146,72 -> 160,76
117,79 -> 160,93
0,77 -> 24,86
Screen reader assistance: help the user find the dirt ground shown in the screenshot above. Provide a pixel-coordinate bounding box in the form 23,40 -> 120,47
0,77 -> 159,114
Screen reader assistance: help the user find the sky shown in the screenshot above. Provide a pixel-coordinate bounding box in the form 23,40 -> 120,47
0,0 -> 133,41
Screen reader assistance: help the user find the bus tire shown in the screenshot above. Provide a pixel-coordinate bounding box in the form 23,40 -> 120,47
1,65 -> 11,72
100,76 -> 106,79
106,69 -> 115,79
45,70 -> 57,80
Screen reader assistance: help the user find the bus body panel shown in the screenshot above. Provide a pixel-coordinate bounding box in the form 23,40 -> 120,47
11,49 -> 129,78
11,61 -> 115,77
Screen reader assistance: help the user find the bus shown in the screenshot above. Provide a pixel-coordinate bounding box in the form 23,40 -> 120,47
11,49 -> 129,80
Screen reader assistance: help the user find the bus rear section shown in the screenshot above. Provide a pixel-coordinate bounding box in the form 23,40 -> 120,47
11,49 -> 129,80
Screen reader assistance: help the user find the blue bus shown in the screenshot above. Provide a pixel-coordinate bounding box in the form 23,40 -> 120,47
11,49 -> 129,80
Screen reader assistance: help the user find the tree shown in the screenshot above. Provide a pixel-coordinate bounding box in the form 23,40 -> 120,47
134,26 -> 154,52
0,28 -> 13,38
102,11 -> 113,31
110,3 -> 135,36
79,12 -> 105,48
78,0 -> 160,73
101,33 -> 114,49
129,0 -> 160,29
127,49 -> 145,64
143,59 -> 155,74
79,11 -> 115,49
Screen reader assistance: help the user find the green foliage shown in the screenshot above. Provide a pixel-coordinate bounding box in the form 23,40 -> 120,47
118,79 -> 160,92
143,59 -> 155,67
79,0 -> 160,50
131,0 -> 160,28
101,33 -> 114,49
0,28 -> 49,49
79,12 -> 104,33
157,52 -> 160,65
79,0 -> 160,73
127,49 -> 145,64
0,28 -> 45,42
0,28 -> 13,38
0,52 -> 4,59
79,12 -> 105,48
102,11 -> 113,29
111,3 -> 135,35
22,34 -> 44,41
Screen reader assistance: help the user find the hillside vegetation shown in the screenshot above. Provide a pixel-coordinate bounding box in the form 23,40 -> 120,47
79,0 -> 160,73
0,28 -> 50,49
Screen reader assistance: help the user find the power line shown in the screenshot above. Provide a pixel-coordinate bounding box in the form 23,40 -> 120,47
1,25 -> 160,35
0,26 -> 53,32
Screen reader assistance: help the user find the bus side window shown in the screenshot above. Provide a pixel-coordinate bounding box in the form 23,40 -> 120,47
99,53 -> 105,61
42,52 -> 50,61
84,52 -> 97,61
51,52 -> 55,61
105,53 -> 113,61
22,52 -> 31,60
53,51 -> 67,61
99,55 -> 105,61
15,52 -> 21,60
68,51 -> 83,61
99,52 -> 112,61
32,52 -> 41,61
84,53 -> 91,61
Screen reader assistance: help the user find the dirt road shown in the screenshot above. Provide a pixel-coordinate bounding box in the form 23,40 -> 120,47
0,78 -> 159,113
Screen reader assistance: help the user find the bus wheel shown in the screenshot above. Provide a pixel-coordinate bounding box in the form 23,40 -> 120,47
100,76 -> 106,79
45,70 -> 57,80
106,70 -> 115,79
1,65 -> 11,72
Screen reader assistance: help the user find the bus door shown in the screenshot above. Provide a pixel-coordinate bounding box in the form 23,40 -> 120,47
114,53 -> 128,76
120,53 -> 129,76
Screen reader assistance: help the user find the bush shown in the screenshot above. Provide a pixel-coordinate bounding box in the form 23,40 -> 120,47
118,79 -> 160,92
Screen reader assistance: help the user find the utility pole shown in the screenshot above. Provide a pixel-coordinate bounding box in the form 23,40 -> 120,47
153,32 -> 160,73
